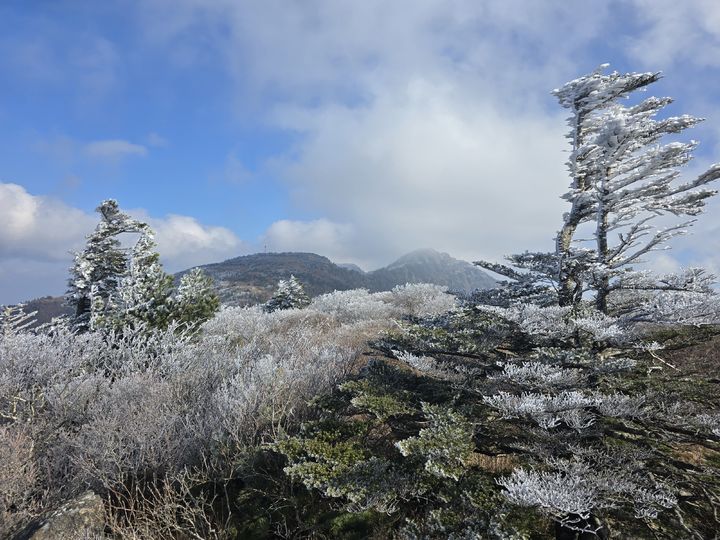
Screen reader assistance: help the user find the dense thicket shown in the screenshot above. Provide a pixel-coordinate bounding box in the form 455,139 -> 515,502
0,285 -> 457,538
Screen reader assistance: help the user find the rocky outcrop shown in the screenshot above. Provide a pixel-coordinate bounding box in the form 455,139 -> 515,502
13,491 -> 106,540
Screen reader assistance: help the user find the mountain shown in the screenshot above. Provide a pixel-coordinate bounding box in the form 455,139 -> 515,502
6,296 -> 73,329
367,248 -> 496,293
337,263 -> 366,274
14,249 -> 496,315
190,249 -> 495,306
183,252 -> 367,305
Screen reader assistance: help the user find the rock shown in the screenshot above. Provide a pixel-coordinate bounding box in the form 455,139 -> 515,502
13,491 -> 106,540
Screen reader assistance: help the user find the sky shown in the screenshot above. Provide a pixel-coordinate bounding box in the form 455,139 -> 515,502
3,0 -> 720,304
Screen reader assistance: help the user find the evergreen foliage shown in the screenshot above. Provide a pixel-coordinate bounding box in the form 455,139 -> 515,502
173,268 -> 221,330
265,274 -> 311,312
66,199 -> 145,332
66,199 -> 219,334
478,65 -> 720,316
112,228 -> 175,331
553,65 -> 720,311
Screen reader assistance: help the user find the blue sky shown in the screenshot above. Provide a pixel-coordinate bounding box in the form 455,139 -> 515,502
3,0 -> 720,303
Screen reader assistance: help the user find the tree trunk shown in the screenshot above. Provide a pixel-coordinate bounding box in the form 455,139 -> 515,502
595,172 -> 610,313
556,107 -> 586,308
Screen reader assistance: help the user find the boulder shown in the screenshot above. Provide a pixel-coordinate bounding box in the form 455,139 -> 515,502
13,491 -> 106,540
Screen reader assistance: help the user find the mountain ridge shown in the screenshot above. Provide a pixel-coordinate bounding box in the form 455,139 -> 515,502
11,249 -> 496,319
191,248 -> 496,305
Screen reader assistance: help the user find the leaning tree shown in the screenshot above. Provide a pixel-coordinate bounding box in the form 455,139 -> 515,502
553,65 -> 720,312
477,65 -> 720,314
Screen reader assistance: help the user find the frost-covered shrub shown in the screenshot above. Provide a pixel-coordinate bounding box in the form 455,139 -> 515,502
483,390 -> 645,431
396,403 -> 475,481
0,296 -> 386,524
500,455 -> 676,531
392,350 -> 446,377
310,288 -> 396,322
624,289 -> 720,325
484,391 -> 596,430
689,412 -> 720,438
479,304 -> 622,345
489,361 -> 586,389
383,283 -> 458,318
0,424 -> 39,537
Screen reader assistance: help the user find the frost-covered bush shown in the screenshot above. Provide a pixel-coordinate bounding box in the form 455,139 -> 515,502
0,424 -> 39,537
500,455 -> 676,531
484,390 -> 645,430
309,284 -> 458,323
0,296 -> 390,531
479,303 -> 622,345
310,288 -> 396,323
392,350 -> 446,377
488,361 -> 586,389
624,289 -> 720,325
382,283 -> 458,318
396,403 -> 475,481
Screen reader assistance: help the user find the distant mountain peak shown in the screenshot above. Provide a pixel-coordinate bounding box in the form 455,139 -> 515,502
337,263 -> 366,274
386,248 -> 451,269
371,248 -> 495,293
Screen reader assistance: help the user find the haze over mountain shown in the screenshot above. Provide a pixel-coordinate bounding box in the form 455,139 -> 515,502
15,249 -> 495,320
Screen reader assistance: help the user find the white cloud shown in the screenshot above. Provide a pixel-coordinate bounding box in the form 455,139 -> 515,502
272,80 -> 568,267
142,213 -> 245,271
628,0 -> 720,68
84,139 -> 148,160
132,0 -> 609,266
146,132 -> 169,147
36,136 -> 150,163
262,219 -> 355,261
0,183 -> 245,302
0,183 -> 96,261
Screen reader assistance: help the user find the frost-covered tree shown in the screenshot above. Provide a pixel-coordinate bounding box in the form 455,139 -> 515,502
114,228 -> 175,330
172,268 -> 220,330
476,66 -> 720,316
553,65 -> 720,312
67,199 -> 216,333
67,200 -> 145,331
474,252 -> 562,307
264,275 -> 310,312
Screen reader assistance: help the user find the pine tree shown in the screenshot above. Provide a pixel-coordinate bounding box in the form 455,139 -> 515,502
68,199 -> 225,334
477,66 -> 720,315
265,275 -> 310,312
116,228 -> 175,330
552,65 -> 720,312
172,268 -> 220,330
66,200 -> 145,331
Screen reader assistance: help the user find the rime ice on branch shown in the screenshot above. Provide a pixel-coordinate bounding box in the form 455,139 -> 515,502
553,65 -> 720,311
